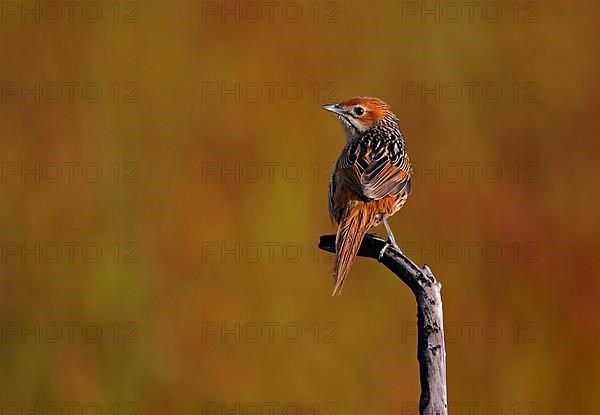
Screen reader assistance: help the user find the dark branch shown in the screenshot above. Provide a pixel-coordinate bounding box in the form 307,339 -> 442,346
319,233 -> 448,415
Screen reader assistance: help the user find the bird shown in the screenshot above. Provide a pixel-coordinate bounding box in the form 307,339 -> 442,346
322,97 -> 412,296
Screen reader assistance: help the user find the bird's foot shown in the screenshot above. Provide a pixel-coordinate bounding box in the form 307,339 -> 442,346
388,240 -> 402,254
378,243 -> 389,261
378,240 -> 403,261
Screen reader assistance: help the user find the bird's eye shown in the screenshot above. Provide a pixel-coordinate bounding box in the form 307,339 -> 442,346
354,107 -> 365,116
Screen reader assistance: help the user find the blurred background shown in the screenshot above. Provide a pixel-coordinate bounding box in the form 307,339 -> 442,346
0,0 -> 599,414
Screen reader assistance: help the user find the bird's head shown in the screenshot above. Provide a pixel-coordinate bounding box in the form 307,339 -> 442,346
321,96 -> 397,139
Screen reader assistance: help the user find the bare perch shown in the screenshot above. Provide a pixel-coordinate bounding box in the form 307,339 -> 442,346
319,233 -> 448,415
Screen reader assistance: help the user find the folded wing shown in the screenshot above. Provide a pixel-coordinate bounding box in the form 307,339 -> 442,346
337,138 -> 412,201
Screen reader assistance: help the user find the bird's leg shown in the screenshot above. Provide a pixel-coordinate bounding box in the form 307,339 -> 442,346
378,243 -> 389,261
383,218 -> 401,251
378,218 -> 402,261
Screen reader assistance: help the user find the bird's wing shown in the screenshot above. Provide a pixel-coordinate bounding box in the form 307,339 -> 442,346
337,139 -> 412,200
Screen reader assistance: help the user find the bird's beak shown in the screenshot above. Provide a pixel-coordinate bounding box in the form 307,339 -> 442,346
321,103 -> 345,116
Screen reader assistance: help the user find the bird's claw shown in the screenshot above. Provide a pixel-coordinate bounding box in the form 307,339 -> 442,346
389,241 -> 402,254
378,243 -> 389,261
379,240 -> 403,261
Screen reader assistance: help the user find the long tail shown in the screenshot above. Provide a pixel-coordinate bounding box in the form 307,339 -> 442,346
332,204 -> 376,296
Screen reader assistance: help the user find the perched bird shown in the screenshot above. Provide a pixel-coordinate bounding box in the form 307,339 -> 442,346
322,97 -> 412,296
